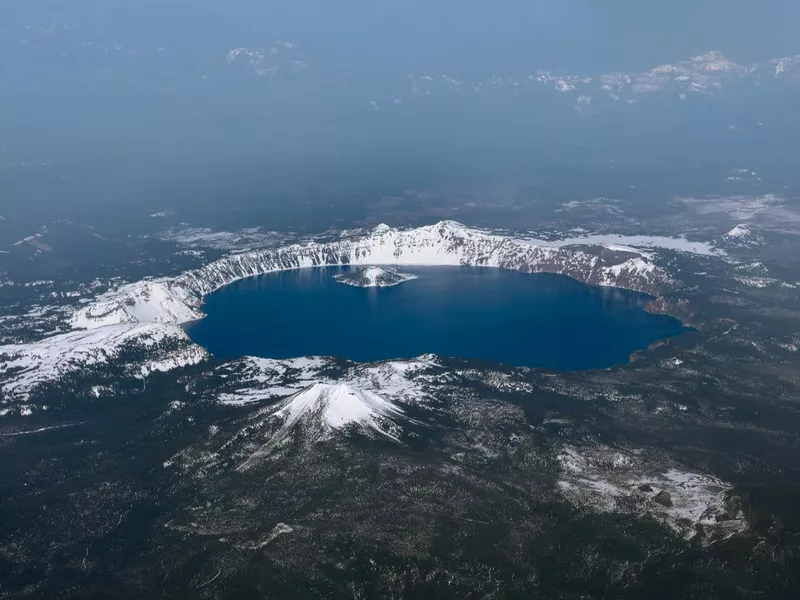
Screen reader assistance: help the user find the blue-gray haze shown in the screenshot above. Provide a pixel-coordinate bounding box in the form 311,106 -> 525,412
1,1 -> 798,224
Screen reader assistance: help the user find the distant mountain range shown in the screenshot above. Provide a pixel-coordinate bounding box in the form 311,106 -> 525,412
225,41 -> 309,77
8,24 -> 799,103
394,51 -> 800,111
220,45 -> 800,101
4,30 -> 800,153
217,45 -> 800,134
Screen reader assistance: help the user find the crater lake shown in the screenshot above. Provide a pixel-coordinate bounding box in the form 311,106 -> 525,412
184,266 -> 688,370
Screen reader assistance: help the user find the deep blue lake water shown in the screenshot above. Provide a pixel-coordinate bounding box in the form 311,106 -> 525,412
184,266 -> 688,370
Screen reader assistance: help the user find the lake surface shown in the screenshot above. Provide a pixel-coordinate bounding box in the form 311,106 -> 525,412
184,266 -> 688,370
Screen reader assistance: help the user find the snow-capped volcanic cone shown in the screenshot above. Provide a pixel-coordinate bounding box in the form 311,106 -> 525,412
333,266 -> 417,287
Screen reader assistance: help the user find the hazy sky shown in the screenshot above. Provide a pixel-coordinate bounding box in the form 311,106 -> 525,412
257,0 -> 800,71
6,0 -> 800,73
2,0 -> 799,225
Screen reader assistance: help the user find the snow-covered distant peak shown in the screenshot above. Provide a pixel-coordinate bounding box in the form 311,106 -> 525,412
420,219 -> 467,233
642,51 -> 750,87
225,41 -> 307,75
716,223 -> 766,249
725,224 -> 752,238
226,47 -> 257,64
768,56 -> 800,78
652,51 -> 736,74
688,50 -> 740,71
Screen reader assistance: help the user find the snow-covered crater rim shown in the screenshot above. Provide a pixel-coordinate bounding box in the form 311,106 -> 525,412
0,222 -> 695,406
71,221 -> 673,331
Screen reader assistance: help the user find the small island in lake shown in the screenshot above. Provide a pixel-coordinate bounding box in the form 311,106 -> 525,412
333,266 -> 418,288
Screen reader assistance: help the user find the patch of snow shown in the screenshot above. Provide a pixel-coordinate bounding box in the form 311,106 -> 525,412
333,266 -> 417,288
554,79 -> 576,92
0,324 -> 207,401
598,257 -> 656,286
733,276 -> 775,288
90,385 -> 112,398
70,280 -> 203,329
522,232 -> 720,257
679,195 -> 800,233
156,226 -> 289,251
726,224 -> 752,238
208,355 -> 430,411
557,445 -> 746,542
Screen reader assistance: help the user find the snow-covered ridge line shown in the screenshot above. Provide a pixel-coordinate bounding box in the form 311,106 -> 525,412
410,51 -> 800,106
0,323 -> 207,404
74,221 -> 669,330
